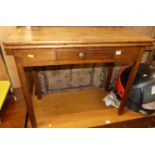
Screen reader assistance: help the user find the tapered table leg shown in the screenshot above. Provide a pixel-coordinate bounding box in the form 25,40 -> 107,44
105,63 -> 114,91
15,56 -> 37,128
118,47 -> 144,115
33,68 -> 42,100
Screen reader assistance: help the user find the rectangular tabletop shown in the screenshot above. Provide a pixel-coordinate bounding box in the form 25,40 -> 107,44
3,27 -> 154,48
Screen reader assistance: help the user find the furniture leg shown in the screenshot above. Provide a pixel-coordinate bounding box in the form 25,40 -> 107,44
15,56 -> 37,127
32,68 -> 42,100
105,63 -> 114,91
118,47 -> 144,115
25,68 -> 33,93
24,112 -> 28,128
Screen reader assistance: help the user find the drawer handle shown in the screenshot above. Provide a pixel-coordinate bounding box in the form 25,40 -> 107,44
78,52 -> 85,58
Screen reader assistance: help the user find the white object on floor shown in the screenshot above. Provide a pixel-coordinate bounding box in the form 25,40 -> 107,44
103,91 -> 120,108
142,101 -> 155,110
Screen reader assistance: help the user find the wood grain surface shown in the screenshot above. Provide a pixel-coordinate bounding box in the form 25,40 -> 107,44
3,27 -> 154,47
32,88 -> 155,128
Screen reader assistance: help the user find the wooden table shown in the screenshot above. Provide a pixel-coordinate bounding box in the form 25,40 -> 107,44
3,27 -> 154,128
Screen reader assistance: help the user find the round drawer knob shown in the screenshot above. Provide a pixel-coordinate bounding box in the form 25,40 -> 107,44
78,52 -> 85,58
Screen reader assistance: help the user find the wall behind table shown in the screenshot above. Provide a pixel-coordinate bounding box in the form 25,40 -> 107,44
0,26 -> 21,88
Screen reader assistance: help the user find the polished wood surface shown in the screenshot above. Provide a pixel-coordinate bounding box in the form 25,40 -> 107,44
0,88 -> 26,128
32,88 -> 155,128
3,27 -> 154,127
3,27 -> 153,47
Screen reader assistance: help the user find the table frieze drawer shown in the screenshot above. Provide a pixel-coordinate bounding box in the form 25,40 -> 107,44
56,47 -> 139,63
56,48 -> 115,61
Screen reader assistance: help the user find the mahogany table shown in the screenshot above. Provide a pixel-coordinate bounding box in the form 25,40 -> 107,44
3,27 -> 154,127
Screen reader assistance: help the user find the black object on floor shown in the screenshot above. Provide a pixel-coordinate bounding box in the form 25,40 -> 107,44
116,63 -> 155,114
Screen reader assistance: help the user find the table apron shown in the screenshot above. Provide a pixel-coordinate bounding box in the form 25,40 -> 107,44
13,47 -> 140,67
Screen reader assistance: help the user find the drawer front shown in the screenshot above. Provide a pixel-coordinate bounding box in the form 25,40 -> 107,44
56,48 -> 115,61
56,47 -> 139,63
18,49 -> 56,66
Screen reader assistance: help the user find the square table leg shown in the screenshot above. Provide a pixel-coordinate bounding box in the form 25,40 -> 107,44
105,63 -> 114,91
118,47 -> 145,115
15,56 -> 37,128
32,68 -> 42,100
